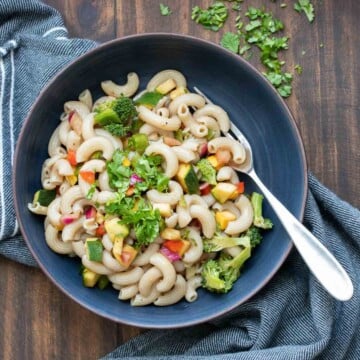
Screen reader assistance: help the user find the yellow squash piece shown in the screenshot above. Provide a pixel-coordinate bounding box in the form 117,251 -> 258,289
215,211 -> 237,230
82,268 -> 101,287
211,183 -> 238,204
156,78 -> 177,94
113,243 -> 138,268
152,203 -> 172,217
170,86 -> 187,100
207,155 -> 222,170
161,228 -> 181,240
104,218 -> 129,244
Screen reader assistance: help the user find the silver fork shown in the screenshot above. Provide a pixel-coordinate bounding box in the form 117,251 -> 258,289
194,87 -> 353,301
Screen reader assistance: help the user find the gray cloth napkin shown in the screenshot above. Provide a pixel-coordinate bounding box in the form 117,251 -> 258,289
1,1 -> 359,360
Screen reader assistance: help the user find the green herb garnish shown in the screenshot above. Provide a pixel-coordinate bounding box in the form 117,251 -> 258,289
191,2 -> 228,32
294,0 -> 315,23
220,32 -> 240,53
160,3 -> 172,16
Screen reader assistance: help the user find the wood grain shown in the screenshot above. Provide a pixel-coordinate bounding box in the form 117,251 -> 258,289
1,1 -> 359,359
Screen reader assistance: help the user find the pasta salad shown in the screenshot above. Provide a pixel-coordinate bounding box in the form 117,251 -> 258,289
28,70 -> 273,306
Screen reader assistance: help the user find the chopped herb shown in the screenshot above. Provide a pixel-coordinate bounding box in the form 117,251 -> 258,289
294,0 -> 315,23
106,149 -> 169,195
105,195 -> 163,248
220,32 -> 240,53
86,182 -> 97,200
159,3 -> 171,16
243,7 -> 293,97
191,2 -> 228,32
295,64 -> 303,75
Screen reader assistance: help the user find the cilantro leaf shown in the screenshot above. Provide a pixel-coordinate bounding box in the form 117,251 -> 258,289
191,2 -> 228,32
160,3 -> 171,16
105,196 -> 163,247
220,32 -> 240,53
294,0 -> 315,23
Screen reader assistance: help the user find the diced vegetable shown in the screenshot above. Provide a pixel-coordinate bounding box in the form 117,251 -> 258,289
122,157 -> 131,167
125,185 -> 135,196
129,173 -> 143,185
65,175 -> 77,186
215,211 -> 237,230
170,86 -> 187,100
84,206 -> 96,219
176,164 -> 199,194
198,142 -> 208,158
160,246 -> 181,262
112,238 -> 123,262
163,239 -> 191,256
95,223 -> 106,237
207,155 -> 222,170
82,268 -> 101,287
97,275 -> 109,290
104,218 -> 129,243
161,228 -> 181,240
152,203 -> 172,217
113,243 -> 138,268
199,182 -> 212,196
156,78 -> 177,94
61,213 -> 79,225
67,150 -> 77,166
79,170 -> 95,184
211,183 -> 238,204
33,189 -> 56,207
85,238 -> 103,262
134,91 -> 164,108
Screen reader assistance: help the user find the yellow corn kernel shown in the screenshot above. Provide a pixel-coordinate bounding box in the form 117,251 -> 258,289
122,158 -> 131,167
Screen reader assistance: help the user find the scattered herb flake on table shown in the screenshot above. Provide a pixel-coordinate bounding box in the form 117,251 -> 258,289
160,3 -> 171,16
294,0 -> 315,23
220,32 -> 240,53
191,2 -> 228,31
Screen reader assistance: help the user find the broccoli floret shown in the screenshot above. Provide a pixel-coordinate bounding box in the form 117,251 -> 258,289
201,245 -> 251,293
203,234 -> 250,252
196,158 -> 217,185
251,192 -> 273,229
245,226 -> 263,248
94,96 -> 138,135
112,96 -> 137,123
201,260 -> 227,292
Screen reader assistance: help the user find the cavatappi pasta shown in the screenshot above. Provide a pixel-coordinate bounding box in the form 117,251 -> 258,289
29,69 -> 273,306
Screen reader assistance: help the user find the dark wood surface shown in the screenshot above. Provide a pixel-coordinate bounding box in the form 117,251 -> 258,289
1,1 -> 359,359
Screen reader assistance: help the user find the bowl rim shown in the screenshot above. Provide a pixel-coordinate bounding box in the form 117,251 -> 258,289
13,32 -> 308,328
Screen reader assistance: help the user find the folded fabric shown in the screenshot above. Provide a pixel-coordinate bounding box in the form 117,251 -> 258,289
102,174 -> 360,360
0,0 -> 97,266
1,1 -> 359,360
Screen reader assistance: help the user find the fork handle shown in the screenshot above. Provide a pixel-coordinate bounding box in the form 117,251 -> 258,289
249,170 -> 353,301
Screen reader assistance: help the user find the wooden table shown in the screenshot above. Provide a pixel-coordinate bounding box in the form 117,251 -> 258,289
1,1 -> 359,359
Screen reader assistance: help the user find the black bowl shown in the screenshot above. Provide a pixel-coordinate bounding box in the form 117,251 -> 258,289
13,33 -> 307,328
